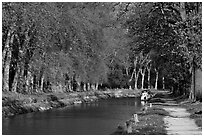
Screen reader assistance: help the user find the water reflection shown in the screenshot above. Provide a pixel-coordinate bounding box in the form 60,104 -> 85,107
3,98 -> 142,135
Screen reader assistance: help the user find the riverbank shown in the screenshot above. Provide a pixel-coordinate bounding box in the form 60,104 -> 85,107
114,91 -> 202,135
114,104 -> 169,135
2,89 -> 140,118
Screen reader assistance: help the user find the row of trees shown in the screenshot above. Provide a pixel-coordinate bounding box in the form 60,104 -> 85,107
2,2 -> 130,93
2,2 -> 202,100
124,2 -> 202,100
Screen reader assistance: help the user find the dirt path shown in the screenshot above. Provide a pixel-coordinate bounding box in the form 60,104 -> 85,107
163,106 -> 202,135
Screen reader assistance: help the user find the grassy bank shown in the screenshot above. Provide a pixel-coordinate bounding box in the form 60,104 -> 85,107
114,105 -> 169,135
2,89 -> 139,118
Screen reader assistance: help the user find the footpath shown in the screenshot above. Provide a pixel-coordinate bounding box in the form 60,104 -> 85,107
114,90 -> 202,135
163,106 -> 202,135
152,91 -> 202,135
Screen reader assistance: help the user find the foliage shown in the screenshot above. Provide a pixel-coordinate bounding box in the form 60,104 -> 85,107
2,2 -> 202,98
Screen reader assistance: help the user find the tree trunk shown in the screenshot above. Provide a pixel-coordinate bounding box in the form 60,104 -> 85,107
17,65 -> 25,93
141,73 -> 145,89
189,64 -> 196,101
125,67 -> 129,76
147,68 -> 151,89
91,84 -> 95,90
25,70 -> 32,93
2,29 -> 13,74
30,74 -> 34,93
162,77 -> 165,89
87,83 -> 90,91
141,68 -> 146,89
134,69 -> 140,90
83,83 -> 87,91
11,66 -> 20,93
40,74 -> 44,92
95,82 -> 99,90
155,69 -> 159,90
76,81 -> 81,91
3,32 -> 14,92
68,80 -> 72,92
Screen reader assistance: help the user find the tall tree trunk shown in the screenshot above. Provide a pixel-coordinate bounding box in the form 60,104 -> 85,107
134,69 -> 140,90
3,32 -> 14,92
162,76 -> 165,89
2,29 -> 13,73
141,73 -> 145,89
68,80 -> 72,92
147,68 -> 151,89
17,65 -> 25,93
87,83 -> 90,91
155,69 -> 159,90
11,66 -> 20,93
95,82 -> 99,90
30,74 -> 34,93
40,74 -> 44,92
91,84 -> 95,90
141,68 -> 146,89
189,63 -> 196,101
83,83 -> 87,91
125,67 -> 129,76
25,70 -> 32,93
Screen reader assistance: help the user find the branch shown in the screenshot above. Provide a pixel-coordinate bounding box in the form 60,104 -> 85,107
129,69 -> 135,82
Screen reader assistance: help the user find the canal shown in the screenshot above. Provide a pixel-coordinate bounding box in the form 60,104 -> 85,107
2,97 -> 142,135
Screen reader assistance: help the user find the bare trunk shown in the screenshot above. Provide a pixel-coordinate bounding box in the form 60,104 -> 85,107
67,80 -> 71,92
147,68 -> 151,89
91,84 -> 95,90
95,82 -> 99,90
3,33 -> 14,92
87,83 -> 90,91
155,69 -> 159,90
11,67 -> 20,93
30,74 -> 34,93
40,74 -> 44,92
76,81 -> 81,91
25,70 -> 32,93
83,83 -> 87,91
134,69 -> 140,90
2,29 -> 13,74
189,64 -> 196,101
141,72 -> 145,89
17,66 -> 25,93
125,67 -> 129,76
141,68 -> 147,89
3,55 -> 11,92
162,77 -> 165,89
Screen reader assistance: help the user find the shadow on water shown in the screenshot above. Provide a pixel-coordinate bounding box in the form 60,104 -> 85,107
3,97 -> 142,135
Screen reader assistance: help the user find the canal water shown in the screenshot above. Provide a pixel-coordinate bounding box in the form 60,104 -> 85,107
2,98 -> 142,135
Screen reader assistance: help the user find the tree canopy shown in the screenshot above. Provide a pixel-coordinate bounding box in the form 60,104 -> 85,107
2,2 -> 202,100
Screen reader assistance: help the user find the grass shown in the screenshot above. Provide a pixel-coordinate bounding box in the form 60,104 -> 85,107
114,106 -> 169,135
132,106 -> 169,135
132,114 -> 167,135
